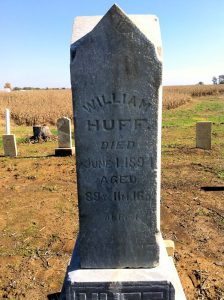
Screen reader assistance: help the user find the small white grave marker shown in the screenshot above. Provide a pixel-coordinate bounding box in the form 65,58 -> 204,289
2,109 -> 17,157
55,117 -> 75,156
5,108 -> 11,134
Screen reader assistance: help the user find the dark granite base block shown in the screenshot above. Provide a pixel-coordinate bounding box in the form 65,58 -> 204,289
62,281 -> 174,300
55,147 -> 75,156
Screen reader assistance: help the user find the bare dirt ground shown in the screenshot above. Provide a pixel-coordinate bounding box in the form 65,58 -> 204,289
0,97 -> 224,300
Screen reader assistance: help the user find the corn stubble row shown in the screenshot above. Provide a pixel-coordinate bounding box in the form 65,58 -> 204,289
0,85 -> 224,126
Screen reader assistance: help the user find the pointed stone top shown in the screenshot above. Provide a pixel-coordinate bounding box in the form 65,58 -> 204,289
110,3 -> 123,11
106,3 -> 127,17
71,5 -> 162,61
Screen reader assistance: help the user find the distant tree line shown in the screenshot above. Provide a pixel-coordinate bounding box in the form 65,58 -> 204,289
212,75 -> 224,85
12,87 -> 66,91
2,83 -> 66,91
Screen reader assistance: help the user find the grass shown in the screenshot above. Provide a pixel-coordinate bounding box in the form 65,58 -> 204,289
163,97 -> 224,128
161,96 -> 224,165
217,170 -> 224,179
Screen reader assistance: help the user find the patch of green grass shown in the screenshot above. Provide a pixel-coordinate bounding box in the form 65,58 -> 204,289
217,170 -> 224,180
42,184 -> 58,192
17,137 -> 30,144
51,128 -> 58,135
163,97 -> 224,128
195,100 -> 224,112
219,217 -> 224,227
195,208 -> 209,216
163,143 -> 183,149
22,223 -> 38,237
54,201 -> 66,213
163,109 -> 195,127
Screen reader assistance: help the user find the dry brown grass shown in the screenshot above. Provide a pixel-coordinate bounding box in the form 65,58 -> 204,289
1,85 -> 224,125
163,88 -> 191,110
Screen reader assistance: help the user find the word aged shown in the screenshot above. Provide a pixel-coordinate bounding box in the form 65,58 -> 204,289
100,175 -> 137,184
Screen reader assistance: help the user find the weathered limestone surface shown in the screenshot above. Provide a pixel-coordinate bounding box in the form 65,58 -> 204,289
60,5 -> 186,300
55,117 -> 75,156
70,4 -> 162,269
3,134 -> 17,157
196,122 -> 212,150
57,117 -> 72,148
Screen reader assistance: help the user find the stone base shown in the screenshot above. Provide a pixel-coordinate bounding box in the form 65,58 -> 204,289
164,240 -> 175,257
3,134 -> 17,157
55,147 -> 75,157
64,281 -> 174,299
60,237 -> 186,300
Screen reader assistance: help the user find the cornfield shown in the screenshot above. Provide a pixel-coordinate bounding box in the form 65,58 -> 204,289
0,85 -> 224,126
0,90 -> 72,126
163,84 -> 224,110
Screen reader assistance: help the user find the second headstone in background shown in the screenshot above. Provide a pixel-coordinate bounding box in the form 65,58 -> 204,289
196,121 -> 212,150
3,109 -> 17,157
55,117 -> 75,156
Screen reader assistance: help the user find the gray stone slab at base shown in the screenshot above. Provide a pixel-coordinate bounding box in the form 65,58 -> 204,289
60,236 -> 186,300
3,134 -> 17,157
55,147 -> 75,157
196,122 -> 212,150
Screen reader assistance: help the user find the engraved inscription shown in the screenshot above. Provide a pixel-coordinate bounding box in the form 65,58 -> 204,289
85,192 -> 107,202
113,191 -> 151,202
79,157 -> 148,169
87,119 -> 149,131
84,191 -> 152,202
101,141 -> 135,150
105,214 -> 140,222
82,92 -> 151,113
100,175 -> 136,184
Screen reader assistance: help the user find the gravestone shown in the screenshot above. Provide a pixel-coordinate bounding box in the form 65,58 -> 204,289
55,117 -> 75,156
196,121 -> 212,150
60,4 -> 186,300
31,125 -> 52,142
3,109 -> 17,157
